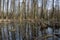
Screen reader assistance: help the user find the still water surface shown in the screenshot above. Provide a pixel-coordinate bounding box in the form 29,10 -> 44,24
0,22 -> 60,40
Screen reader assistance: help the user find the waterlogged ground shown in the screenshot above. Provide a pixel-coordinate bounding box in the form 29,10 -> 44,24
0,22 -> 60,40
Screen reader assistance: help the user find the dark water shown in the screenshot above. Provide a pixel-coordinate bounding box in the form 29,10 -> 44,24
0,22 -> 60,40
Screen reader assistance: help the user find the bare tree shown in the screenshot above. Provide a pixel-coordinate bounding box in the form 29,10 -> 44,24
6,0 -> 9,19
10,0 -> 15,19
0,0 -> 1,18
18,0 -> 20,19
0,1 -> 2,39
42,0 -> 47,19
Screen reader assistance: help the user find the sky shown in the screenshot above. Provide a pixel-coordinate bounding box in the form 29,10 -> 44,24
1,0 -> 60,12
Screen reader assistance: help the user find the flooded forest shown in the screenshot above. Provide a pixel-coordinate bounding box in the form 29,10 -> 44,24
0,0 -> 60,40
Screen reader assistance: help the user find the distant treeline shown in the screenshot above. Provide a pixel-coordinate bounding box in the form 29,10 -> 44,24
0,0 -> 60,27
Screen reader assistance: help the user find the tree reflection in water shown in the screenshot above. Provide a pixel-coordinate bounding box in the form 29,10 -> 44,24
0,22 -> 60,40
